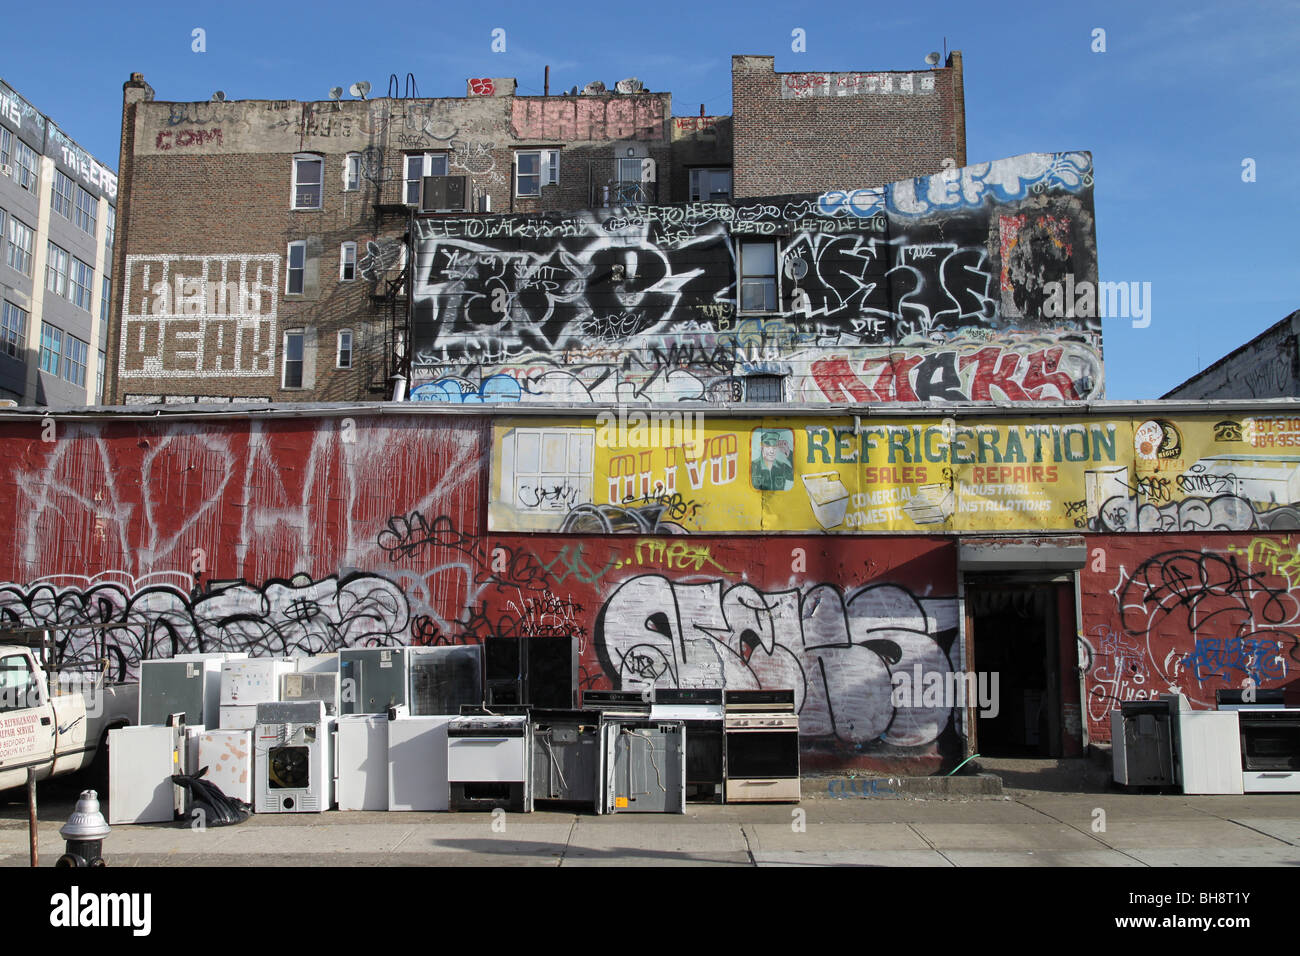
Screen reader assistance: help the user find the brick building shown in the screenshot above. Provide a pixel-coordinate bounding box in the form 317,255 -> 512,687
105,53 -> 972,406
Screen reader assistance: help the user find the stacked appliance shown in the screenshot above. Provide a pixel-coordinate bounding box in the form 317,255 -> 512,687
650,688 -> 725,803
255,700 -> 334,813
408,645 -> 483,715
447,705 -> 533,812
218,657 -> 297,731
723,690 -> 801,803
339,647 -> 409,715
281,670 -> 341,717
139,652 -> 247,727
484,636 -> 578,709
530,708 -> 602,811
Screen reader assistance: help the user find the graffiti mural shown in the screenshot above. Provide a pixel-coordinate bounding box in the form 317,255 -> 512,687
1081,534 -> 1300,741
407,152 -> 1101,405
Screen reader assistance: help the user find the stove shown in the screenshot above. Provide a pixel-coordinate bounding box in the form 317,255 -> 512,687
603,719 -> 685,814
650,688 -> 724,803
446,706 -> 533,812
531,709 -> 602,810
1238,709 -> 1300,792
581,689 -> 651,718
723,690 -> 800,803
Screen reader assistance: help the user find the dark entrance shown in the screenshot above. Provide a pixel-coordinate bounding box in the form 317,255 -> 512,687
966,574 -> 1074,758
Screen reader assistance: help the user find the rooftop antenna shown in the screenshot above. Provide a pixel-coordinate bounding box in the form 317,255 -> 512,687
405,73 -> 418,98
210,90 -> 226,102
387,74 -> 399,98
349,81 -> 370,100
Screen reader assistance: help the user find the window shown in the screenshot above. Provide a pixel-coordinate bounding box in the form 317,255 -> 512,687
5,216 -> 32,275
70,258 -> 93,311
514,150 -> 559,197
39,323 -> 62,375
0,654 -> 40,713
46,243 -> 69,298
105,205 -> 115,249
52,171 -> 75,219
96,350 -> 106,402
0,127 -> 10,167
746,375 -> 784,403
1,301 -> 27,359
75,186 -> 97,237
344,152 -> 361,191
282,330 -> 304,388
13,141 -> 36,190
404,152 -> 449,205
738,241 -> 778,313
340,242 -> 356,281
100,275 -> 111,323
286,241 -> 306,294
336,330 -> 353,369
690,168 -> 732,202
291,154 -> 323,209
62,335 -> 88,386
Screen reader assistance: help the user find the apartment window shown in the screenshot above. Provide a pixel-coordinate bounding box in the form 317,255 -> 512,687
62,335 -> 88,387
738,241 -> 778,313
105,205 -> 115,249
282,329 -> 304,388
52,171 -> 75,219
404,153 -> 449,205
46,243 -> 69,298
13,141 -> 36,190
336,330 -> 353,369
515,150 -> 559,197
339,242 -> 356,281
100,275 -> 111,323
5,216 -> 32,275
38,323 -> 61,375
286,241 -> 306,294
690,168 -> 732,202
0,127 -> 10,167
1,301 -> 27,359
75,187 -> 97,237
344,153 -> 361,191
70,258 -> 93,311
292,154 -> 323,209
96,350 -> 106,403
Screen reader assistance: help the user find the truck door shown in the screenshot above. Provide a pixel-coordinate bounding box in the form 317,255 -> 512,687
0,651 -> 56,791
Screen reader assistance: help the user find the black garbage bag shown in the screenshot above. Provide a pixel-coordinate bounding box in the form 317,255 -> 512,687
171,766 -> 251,827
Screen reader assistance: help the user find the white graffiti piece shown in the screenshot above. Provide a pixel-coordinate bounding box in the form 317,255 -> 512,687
595,576 -> 958,748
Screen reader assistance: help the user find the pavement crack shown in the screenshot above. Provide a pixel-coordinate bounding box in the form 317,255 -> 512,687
739,824 -> 756,866
556,816 -> 578,867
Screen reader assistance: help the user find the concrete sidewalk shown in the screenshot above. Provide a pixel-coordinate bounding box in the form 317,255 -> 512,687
3,777 -> 1298,866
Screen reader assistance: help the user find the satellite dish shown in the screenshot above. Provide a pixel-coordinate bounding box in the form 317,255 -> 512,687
210,91 -> 226,102
784,256 -> 808,281
349,81 -> 371,99
925,52 -> 941,66
329,87 -> 343,100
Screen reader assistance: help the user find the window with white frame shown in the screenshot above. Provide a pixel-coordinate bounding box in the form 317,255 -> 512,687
1,301 -> 27,360
100,275 -> 111,323
404,153 -> 449,205
292,154 -> 324,209
282,329 -> 304,388
13,141 -> 36,190
70,257 -> 93,311
336,330 -> 353,369
105,205 -> 115,249
344,153 -> 361,191
51,171 -> 75,219
0,127 -> 10,167
75,186 -> 97,236
46,242 -> 69,298
502,427 -> 595,514
286,241 -> 306,294
738,241 -> 778,313
62,335 -> 87,386
38,322 -> 61,375
514,150 -> 559,197
6,216 -> 33,275
96,349 -> 106,402
339,242 -> 356,281
690,167 -> 732,202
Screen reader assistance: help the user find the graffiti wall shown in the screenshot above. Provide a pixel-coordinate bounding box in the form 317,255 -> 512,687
1081,533 -> 1300,742
489,412 -> 1300,535
409,151 -> 1101,404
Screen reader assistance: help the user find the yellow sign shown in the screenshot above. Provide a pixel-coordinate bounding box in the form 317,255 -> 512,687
489,413 -> 1299,534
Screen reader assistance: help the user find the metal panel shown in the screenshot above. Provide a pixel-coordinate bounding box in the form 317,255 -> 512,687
387,716 -> 452,811
339,648 -> 409,714
605,721 -> 685,813
108,726 -> 179,824
337,715 -> 389,811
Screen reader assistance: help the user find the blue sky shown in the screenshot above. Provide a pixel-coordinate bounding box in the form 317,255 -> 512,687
4,0 -> 1296,400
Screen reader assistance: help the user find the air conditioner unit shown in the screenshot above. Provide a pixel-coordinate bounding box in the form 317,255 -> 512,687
0,164 -> 12,177
421,175 -> 467,212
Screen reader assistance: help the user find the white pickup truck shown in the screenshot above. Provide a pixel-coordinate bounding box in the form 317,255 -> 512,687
0,630 -> 139,794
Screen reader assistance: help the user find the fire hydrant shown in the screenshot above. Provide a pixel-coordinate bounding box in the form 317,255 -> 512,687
55,790 -> 110,867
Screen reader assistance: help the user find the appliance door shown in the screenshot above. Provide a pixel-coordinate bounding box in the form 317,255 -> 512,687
684,721 -> 725,793
533,723 -> 600,804
108,726 -> 179,824
198,730 -> 254,806
1240,714 -> 1300,771
140,662 -> 206,726
448,733 -> 527,782
1175,712 -> 1244,795
340,650 -> 409,715
608,725 -> 685,813
337,716 -> 389,811
724,728 -> 801,803
387,716 -> 452,811
409,647 -> 482,716
526,636 -> 578,710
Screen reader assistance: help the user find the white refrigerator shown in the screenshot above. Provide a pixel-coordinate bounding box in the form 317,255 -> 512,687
336,715 -> 389,811
388,715 -> 453,811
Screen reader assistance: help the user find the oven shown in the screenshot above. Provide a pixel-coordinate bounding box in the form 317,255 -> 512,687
1239,710 -> 1300,792
723,689 -> 800,803
447,706 -> 533,812
650,688 -> 724,803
